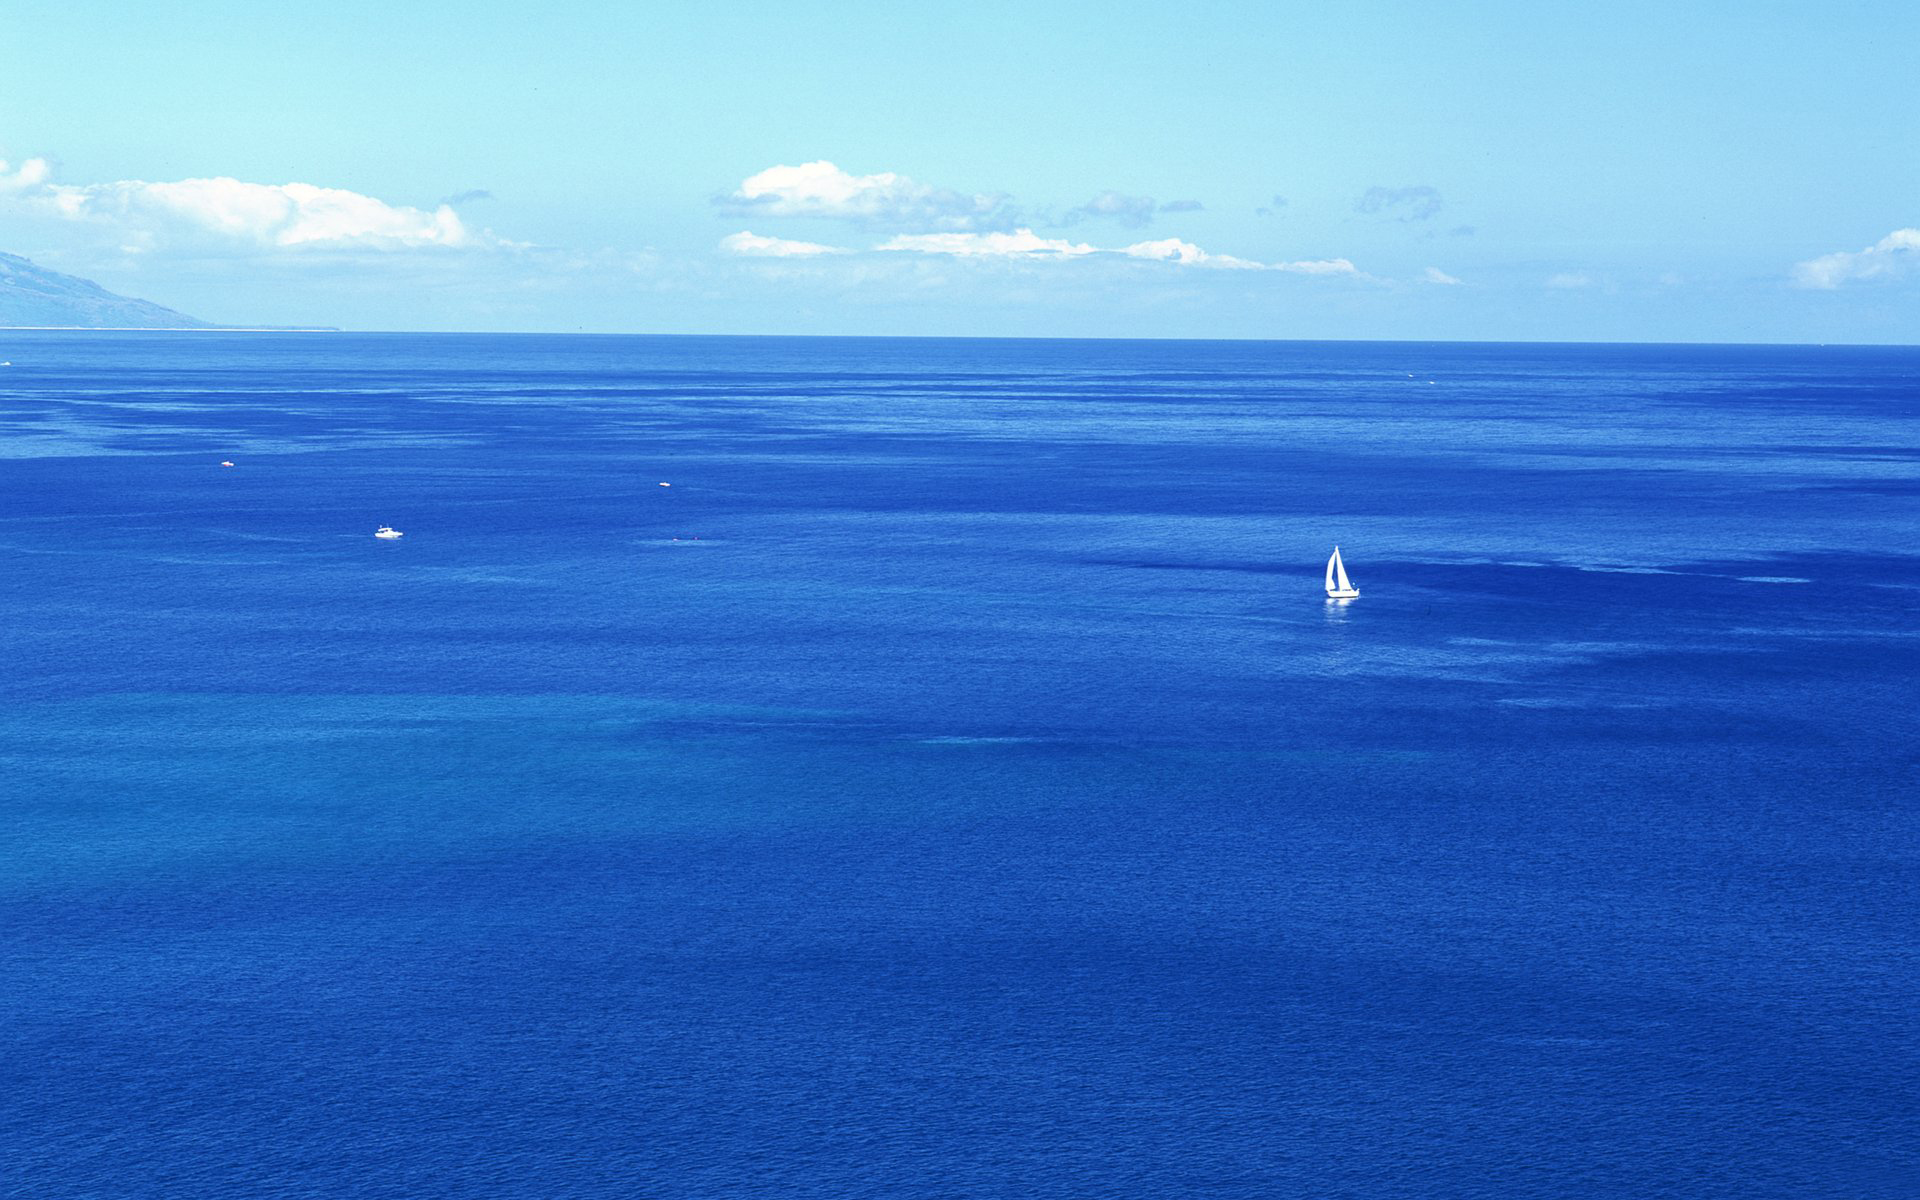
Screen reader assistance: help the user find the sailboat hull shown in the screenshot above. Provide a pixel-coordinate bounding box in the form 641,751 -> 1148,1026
1325,589 -> 1359,599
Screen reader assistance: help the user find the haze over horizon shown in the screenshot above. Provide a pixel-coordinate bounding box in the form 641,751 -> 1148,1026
3,1 -> 1915,343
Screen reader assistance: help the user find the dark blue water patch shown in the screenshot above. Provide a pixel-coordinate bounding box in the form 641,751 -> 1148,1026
5,736 -> 1913,1197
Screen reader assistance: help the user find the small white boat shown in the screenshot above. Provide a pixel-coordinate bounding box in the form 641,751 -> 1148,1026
1325,546 -> 1359,599
374,525 -> 404,540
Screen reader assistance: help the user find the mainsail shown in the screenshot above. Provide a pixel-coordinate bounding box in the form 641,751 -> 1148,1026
1325,547 -> 1357,597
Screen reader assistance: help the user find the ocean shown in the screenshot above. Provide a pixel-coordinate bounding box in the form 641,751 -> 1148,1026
2,332 -> 1914,1197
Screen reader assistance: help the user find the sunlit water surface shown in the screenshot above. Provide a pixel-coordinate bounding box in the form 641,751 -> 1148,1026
2,333 -> 1915,1198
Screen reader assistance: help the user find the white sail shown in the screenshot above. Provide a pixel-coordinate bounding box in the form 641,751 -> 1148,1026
1325,546 -> 1357,597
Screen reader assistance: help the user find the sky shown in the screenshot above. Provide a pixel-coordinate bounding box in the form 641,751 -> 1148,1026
2,0 -> 1915,341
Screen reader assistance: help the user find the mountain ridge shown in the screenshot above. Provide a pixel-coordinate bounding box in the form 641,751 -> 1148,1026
1,251 -> 215,329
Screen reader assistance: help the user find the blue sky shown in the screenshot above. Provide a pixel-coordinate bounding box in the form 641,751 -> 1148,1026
2,1 -> 1915,340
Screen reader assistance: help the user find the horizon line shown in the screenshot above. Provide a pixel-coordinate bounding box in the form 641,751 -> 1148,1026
5,327 -> 1914,350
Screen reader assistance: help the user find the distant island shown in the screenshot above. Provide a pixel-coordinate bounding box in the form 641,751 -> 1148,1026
0,251 -> 333,330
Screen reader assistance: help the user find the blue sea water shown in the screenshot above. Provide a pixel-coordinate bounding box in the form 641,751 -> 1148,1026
1,332 -> 1915,1198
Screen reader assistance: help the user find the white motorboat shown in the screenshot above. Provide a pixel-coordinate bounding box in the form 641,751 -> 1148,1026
374,525 -> 404,540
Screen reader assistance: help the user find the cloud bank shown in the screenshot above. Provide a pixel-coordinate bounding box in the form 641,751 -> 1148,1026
720,231 -> 846,258
879,229 -> 1099,258
716,160 -> 1015,231
712,160 -> 1366,279
872,228 -> 1357,275
1,155 -> 494,251
1793,228 -> 1920,288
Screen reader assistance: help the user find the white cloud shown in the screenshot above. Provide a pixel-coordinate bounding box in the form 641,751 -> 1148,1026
1422,266 -> 1463,285
0,156 -> 54,192
870,228 -> 1360,277
720,230 -> 846,257
1356,185 -> 1443,222
1058,193 -> 1205,226
1792,228 -> 1920,288
718,160 -> 1014,230
1273,257 -> 1361,276
0,156 -> 496,251
1122,238 -> 1262,269
1063,191 -> 1158,228
1123,239 -> 1359,276
1546,272 -> 1593,289
878,229 -> 1098,258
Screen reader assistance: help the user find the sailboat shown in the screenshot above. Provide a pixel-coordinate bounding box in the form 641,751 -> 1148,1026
1325,546 -> 1359,599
